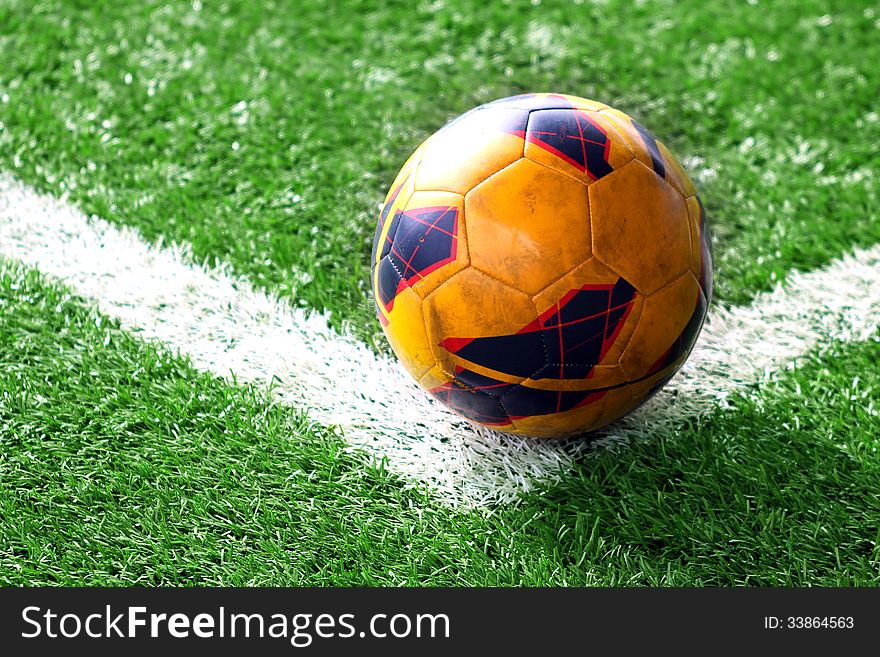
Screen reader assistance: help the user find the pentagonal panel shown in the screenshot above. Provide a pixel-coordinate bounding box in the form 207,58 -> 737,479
598,111 -> 695,197
415,107 -> 528,194
620,272 -> 704,380
589,160 -> 692,295
465,158 -> 591,295
523,109 -> 634,184
423,267 -> 539,382
381,285 -> 435,382
372,190 -> 467,323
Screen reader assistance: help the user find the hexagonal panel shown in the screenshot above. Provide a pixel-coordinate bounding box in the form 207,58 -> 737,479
523,109 -> 634,184
398,190 -> 468,298
517,278 -> 639,384
620,271 -> 703,379
589,160 -> 692,295
430,377 -> 511,427
422,267 -> 538,381
415,107 -> 528,195
465,157 -> 591,295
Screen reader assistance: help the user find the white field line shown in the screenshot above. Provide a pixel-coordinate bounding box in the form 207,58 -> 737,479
1,174 -> 880,508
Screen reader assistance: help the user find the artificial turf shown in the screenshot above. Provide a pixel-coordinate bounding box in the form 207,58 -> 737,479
0,0 -> 877,345
1,261 -> 878,586
0,0 -> 878,586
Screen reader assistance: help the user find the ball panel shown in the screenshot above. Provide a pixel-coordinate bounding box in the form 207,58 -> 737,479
381,286 -> 436,382
423,267 -> 539,382
428,370 -> 512,427
597,107 -> 663,177
488,92 -> 609,112
505,388 -> 607,437
684,195 -> 702,276
521,274 -> 639,388
415,107 -> 528,195
396,190 -> 468,300
619,271 -> 703,380
519,358 -> 636,394
372,163 -> 417,269
465,158 -> 591,294
532,257 -> 644,377
382,142 -> 423,206
371,190 -> 466,325
655,283 -> 707,373
589,160 -> 691,294
656,140 -> 697,198
557,94 -> 611,112
522,109 -> 634,185
594,385 -> 639,429
687,195 -> 714,303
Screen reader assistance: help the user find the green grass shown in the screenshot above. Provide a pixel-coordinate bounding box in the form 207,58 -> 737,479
0,0 -> 878,345
2,261 -> 878,585
0,0 -> 878,587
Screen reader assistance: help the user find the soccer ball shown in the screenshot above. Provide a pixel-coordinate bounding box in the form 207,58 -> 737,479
371,93 -> 712,438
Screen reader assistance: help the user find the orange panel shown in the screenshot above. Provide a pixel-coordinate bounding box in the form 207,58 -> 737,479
415,107 -> 527,195
589,160 -> 691,294
657,141 -> 696,198
620,272 -> 702,379
686,195 -> 714,302
422,267 -> 537,380
595,385 -> 639,429
685,195 -> 704,276
507,392 -> 607,438
382,286 -> 435,382
465,158 -> 591,295
597,107 -> 659,174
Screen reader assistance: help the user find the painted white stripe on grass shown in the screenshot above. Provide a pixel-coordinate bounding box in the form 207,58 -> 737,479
1,174 -> 879,507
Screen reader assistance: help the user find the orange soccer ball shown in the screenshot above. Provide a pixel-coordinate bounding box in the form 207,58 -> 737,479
371,93 -> 712,438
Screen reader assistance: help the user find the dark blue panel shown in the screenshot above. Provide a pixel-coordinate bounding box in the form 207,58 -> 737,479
525,109 -> 613,180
